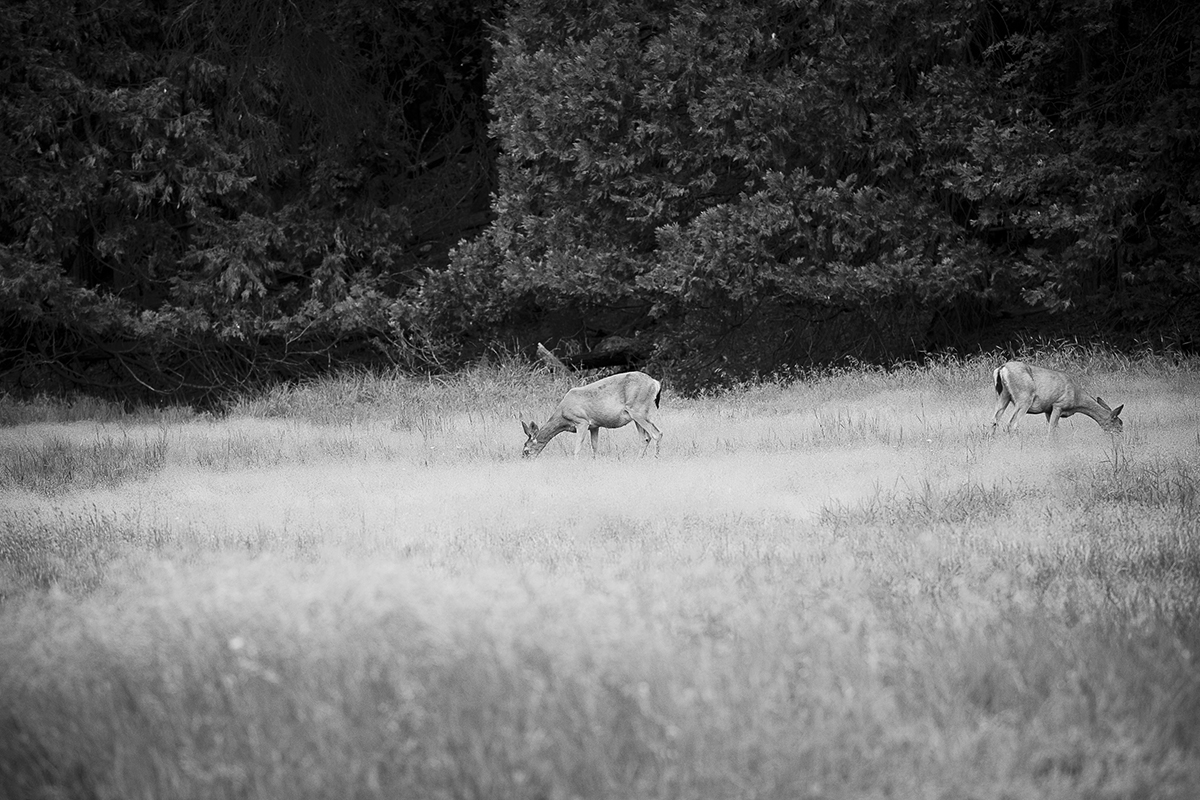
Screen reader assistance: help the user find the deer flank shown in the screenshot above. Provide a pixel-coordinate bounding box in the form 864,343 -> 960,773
991,360 -> 1123,434
522,371 -> 663,458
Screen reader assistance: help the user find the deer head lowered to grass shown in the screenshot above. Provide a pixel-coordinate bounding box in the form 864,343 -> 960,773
991,360 -> 1124,434
522,371 -> 663,458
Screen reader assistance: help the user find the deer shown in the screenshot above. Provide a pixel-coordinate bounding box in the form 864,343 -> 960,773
991,360 -> 1124,435
521,371 -> 663,458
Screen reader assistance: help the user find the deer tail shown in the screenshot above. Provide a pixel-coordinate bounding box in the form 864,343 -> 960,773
993,367 -> 1004,396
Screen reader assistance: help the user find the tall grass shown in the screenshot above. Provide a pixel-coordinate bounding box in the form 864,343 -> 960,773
0,430 -> 169,493
2,349 -> 1199,799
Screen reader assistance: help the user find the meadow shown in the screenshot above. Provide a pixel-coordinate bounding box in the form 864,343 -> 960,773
1,348 -> 1199,800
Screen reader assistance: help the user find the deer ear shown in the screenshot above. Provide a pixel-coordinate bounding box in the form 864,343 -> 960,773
521,420 -> 534,436
1111,404 -> 1123,417
1096,396 -> 1110,410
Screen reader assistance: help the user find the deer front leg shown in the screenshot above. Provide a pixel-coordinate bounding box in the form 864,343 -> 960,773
589,426 -> 600,457
571,424 -> 589,457
1046,406 -> 1064,433
632,422 -> 651,457
629,413 -> 662,457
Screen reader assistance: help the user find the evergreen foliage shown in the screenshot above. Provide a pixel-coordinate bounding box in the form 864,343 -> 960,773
425,0 -> 1199,385
2,0 -> 1197,399
1,0 -> 492,403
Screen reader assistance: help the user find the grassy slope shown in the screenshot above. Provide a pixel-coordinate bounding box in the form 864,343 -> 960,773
1,351 -> 1199,799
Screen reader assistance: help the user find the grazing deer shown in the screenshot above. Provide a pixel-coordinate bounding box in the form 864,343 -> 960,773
991,360 -> 1124,434
522,371 -> 663,458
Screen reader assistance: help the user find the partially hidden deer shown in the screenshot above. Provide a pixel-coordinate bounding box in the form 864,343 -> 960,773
991,360 -> 1123,434
522,371 -> 663,458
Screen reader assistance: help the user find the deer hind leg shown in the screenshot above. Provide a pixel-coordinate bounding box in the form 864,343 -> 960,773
1046,406 -> 1063,433
1004,398 -> 1033,432
589,426 -> 600,457
991,392 -> 1013,433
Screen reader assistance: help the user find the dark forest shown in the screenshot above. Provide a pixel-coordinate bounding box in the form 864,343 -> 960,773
3,0 -> 1198,403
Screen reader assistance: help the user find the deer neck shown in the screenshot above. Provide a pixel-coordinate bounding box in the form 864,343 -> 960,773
1074,397 -> 1112,425
536,412 -> 576,443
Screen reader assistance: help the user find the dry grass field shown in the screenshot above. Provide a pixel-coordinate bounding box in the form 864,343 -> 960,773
2,349 -> 1199,799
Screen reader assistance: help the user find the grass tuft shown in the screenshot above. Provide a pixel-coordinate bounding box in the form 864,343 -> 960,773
819,479 -> 1019,530
0,430 -> 169,493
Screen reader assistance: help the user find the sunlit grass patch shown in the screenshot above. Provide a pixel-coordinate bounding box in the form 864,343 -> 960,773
0,507 -> 171,597
819,478 -> 1022,531
0,430 -> 169,493
182,419 -> 379,470
228,358 -> 558,428
1085,453 -> 1199,512
0,393 -> 131,425
2,559 -> 794,798
2,350 -> 1200,798
4,541 -> 1199,800
0,393 -> 200,426
808,405 -> 898,446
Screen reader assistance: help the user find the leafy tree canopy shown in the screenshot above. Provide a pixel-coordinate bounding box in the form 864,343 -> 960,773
2,0 -> 1197,400
422,0 -> 1200,384
1,0 -> 493,403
